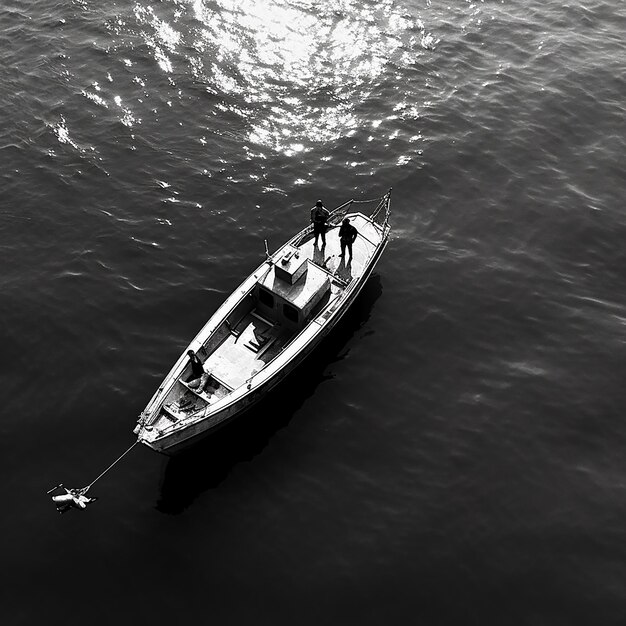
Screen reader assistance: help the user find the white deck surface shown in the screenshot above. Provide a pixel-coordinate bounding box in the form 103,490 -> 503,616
297,213 -> 383,285
204,313 -> 288,389
206,214 -> 383,387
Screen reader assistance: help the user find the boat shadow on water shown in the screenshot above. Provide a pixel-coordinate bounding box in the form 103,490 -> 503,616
155,274 -> 383,514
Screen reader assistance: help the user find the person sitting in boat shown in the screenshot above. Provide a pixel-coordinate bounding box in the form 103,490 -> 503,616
186,350 -> 209,392
310,199 -> 330,247
339,218 -> 358,261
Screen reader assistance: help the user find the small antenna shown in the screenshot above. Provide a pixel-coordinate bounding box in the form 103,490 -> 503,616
264,239 -> 270,259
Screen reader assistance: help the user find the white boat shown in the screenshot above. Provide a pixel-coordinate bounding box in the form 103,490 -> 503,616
134,189 -> 392,454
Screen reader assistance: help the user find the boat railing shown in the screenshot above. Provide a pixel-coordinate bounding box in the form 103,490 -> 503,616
330,188 -> 391,229
369,188 -> 392,229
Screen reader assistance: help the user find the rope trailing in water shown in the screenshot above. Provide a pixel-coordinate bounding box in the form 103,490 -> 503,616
84,440 -> 140,492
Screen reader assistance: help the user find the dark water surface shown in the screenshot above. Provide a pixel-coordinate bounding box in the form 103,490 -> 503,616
2,1 -> 626,624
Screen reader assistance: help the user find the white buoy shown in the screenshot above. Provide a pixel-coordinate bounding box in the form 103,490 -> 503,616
47,440 -> 138,513
48,484 -> 96,513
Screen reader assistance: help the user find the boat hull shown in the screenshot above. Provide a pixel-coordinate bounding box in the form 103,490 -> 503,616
136,191 -> 392,455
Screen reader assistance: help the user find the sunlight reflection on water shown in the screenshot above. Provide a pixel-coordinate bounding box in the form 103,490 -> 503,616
51,0 -> 439,171
125,0 -> 436,154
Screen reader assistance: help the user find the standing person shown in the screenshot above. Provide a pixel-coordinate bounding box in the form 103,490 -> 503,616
310,199 -> 330,247
339,218 -> 358,261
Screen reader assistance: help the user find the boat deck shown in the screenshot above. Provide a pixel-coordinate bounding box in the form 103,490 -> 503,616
150,214 -> 385,432
203,311 -> 291,390
197,216 -> 382,392
295,213 -> 384,285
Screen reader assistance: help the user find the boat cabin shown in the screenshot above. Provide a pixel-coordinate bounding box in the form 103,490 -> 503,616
255,245 -> 331,329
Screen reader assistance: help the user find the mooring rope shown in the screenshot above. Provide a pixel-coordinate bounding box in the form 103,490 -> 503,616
83,440 -> 140,492
350,195 -> 386,204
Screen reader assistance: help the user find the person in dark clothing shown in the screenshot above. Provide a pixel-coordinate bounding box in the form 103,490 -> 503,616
310,199 -> 330,247
187,350 -> 203,378
186,349 -> 208,391
339,218 -> 358,260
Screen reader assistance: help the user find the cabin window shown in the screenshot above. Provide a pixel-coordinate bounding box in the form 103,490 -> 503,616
258,287 -> 274,308
283,303 -> 299,323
